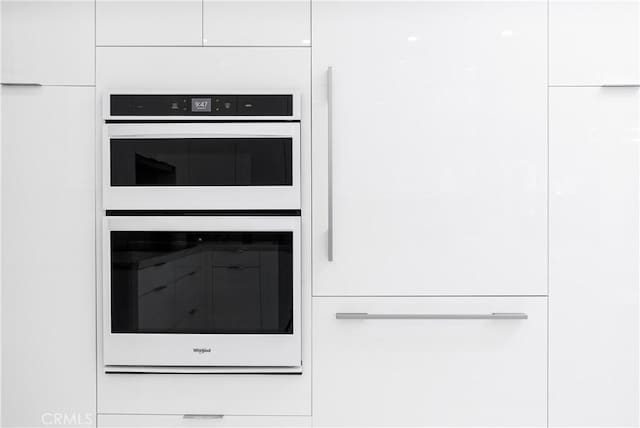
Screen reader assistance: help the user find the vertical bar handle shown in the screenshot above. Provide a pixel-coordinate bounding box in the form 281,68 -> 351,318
327,66 -> 335,261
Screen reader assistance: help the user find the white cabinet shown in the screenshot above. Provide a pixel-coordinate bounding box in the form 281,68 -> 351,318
1,87 -> 96,427
2,0 -> 94,85
96,0 -> 311,46
203,0 -> 310,46
96,0 -> 202,46
550,1 -> 640,85
313,297 -> 547,427
312,1 -> 547,296
98,415 -> 311,427
549,87 -> 640,426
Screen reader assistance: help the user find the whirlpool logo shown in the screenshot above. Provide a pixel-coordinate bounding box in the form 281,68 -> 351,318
193,347 -> 212,354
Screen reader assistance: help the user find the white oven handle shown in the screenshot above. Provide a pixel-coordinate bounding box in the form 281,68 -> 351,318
106,122 -> 299,140
110,133 -> 293,139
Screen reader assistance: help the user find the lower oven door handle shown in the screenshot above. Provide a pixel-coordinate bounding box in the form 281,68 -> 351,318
335,312 -> 528,320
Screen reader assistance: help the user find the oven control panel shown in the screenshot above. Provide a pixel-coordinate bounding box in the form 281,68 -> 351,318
109,94 -> 293,117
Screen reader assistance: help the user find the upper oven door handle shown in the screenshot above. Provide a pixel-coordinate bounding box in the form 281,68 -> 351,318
106,122 -> 300,140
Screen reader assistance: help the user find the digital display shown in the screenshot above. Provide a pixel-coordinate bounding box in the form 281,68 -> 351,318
191,98 -> 212,113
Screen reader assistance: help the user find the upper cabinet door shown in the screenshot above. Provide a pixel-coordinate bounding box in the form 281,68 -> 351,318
96,0 -> 202,46
2,0 -> 95,85
312,0 -> 548,296
550,1 -> 640,85
203,0 -> 310,46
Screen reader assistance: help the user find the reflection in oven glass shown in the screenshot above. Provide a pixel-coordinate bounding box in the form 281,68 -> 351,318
110,138 -> 293,186
110,231 -> 293,334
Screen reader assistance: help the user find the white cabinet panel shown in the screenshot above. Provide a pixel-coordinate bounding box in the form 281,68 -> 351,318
312,1 -> 547,296
1,87 -> 96,427
313,297 -> 547,427
96,0 -> 202,46
98,415 -> 311,427
549,87 -> 640,426
203,0 -> 310,46
2,0 -> 94,85
550,1 -> 640,85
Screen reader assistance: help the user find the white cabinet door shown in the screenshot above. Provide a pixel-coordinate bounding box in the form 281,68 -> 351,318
1,87 -> 96,427
96,0 -> 202,46
203,0 -> 310,46
549,87 -> 640,426
312,1 -> 547,296
2,0 -> 94,85
313,297 -> 547,427
550,1 -> 640,86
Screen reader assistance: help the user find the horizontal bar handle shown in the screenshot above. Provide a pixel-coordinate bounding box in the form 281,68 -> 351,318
601,84 -> 640,88
336,312 -> 528,320
1,82 -> 42,87
111,134 -> 291,139
183,414 -> 224,420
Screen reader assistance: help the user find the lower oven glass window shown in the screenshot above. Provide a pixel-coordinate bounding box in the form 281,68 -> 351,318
110,231 -> 293,334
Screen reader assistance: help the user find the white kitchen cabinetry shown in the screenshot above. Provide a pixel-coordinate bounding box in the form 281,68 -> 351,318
312,0 -> 547,296
313,297 -> 547,427
98,415 -> 311,427
96,0 -> 202,46
550,0 -> 640,86
549,87 -> 640,426
203,0 -> 310,46
1,87 -> 96,427
2,0 -> 94,85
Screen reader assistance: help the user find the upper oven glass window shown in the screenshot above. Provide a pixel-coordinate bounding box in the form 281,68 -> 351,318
110,231 -> 294,334
110,138 -> 293,186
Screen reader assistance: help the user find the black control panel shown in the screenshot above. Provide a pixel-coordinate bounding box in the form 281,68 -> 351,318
110,94 -> 293,117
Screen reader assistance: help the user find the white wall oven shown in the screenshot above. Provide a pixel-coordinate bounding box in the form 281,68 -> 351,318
101,92 -> 303,373
103,92 -> 301,210
103,215 -> 301,370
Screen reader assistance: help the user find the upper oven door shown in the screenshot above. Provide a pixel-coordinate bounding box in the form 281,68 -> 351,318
103,215 -> 301,368
103,122 -> 301,210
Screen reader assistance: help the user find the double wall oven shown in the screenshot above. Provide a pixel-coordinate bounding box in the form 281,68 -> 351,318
101,92 -> 302,372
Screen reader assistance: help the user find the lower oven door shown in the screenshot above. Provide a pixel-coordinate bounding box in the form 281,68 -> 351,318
102,215 -> 301,369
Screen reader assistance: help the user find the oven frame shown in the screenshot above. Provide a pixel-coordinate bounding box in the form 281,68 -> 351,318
102,215 -> 302,370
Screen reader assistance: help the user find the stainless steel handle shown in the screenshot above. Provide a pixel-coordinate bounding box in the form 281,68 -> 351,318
1,82 -> 42,87
601,84 -> 640,88
183,414 -> 224,420
336,312 -> 528,320
327,66 -> 335,261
